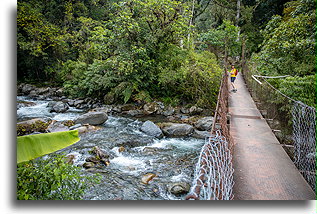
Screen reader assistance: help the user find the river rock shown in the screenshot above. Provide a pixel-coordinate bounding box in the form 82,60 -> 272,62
37,87 -> 50,95
194,116 -> 214,131
75,126 -> 88,134
189,106 -> 204,115
74,99 -> 85,107
121,104 -> 137,111
75,112 -> 108,125
85,156 -> 100,163
46,121 -> 69,133
180,107 -> 190,114
90,106 -> 113,114
100,158 -> 110,166
49,101 -> 69,113
28,90 -> 39,98
112,106 -> 122,113
67,99 -> 75,107
143,102 -> 160,115
162,123 -> 194,137
47,101 -> 57,108
168,182 -> 191,196
20,84 -> 36,94
17,118 -> 49,126
69,124 -> 82,130
91,146 -> 110,159
17,100 -> 36,109
125,109 -> 144,117
83,162 -> 95,169
192,129 -> 211,139
162,106 -> 175,116
142,147 -> 166,155
114,136 -> 154,148
118,146 -> 125,152
141,173 -> 156,184
140,121 -> 163,138
55,88 -> 64,97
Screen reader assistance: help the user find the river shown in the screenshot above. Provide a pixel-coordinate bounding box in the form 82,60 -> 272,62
17,96 -> 204,200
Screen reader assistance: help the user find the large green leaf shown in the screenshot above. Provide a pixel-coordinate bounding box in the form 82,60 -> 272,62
17,130 -> 80,163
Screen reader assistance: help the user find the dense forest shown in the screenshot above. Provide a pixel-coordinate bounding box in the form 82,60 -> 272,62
17,0 -> 316,107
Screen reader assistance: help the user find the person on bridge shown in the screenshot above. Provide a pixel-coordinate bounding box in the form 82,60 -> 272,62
229,64 -> 238,92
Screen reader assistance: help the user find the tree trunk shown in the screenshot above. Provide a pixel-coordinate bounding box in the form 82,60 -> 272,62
241,36 -> 246,67
187,0 -> 196,48
236,0 -> 241,41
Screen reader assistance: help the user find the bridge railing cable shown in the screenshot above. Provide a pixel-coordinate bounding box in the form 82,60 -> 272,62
186,70 -> 234,200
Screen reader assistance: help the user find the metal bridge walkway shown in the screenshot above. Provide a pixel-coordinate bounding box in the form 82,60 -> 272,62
229,74 -> 315,200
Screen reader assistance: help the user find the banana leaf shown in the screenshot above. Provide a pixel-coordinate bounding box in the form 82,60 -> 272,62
17,130 -> 80,163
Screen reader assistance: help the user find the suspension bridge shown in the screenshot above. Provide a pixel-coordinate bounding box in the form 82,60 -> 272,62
186,65 -> 316,200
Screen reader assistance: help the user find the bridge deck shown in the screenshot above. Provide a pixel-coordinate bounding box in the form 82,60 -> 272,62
229,74 -> 315,200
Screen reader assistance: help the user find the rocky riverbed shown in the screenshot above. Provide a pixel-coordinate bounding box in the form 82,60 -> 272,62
17,84 -> 216,200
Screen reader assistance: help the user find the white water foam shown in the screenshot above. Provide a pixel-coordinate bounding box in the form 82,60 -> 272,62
17,102 -> 51,119
17,97 -> 83,121
110,156 -> 147,174
171,172 -> 189,182
110,147 -> 148,173
146,138 -> 204,151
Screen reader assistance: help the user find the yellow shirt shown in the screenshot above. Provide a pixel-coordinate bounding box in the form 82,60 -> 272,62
230,68 -> 237,77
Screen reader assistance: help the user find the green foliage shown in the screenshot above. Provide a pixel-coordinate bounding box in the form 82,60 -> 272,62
55,0 -> 222,106
252,0 -> 315,76
17,154 -> 101,200
278,75 -> 316,107
199,20 -> 241,58
178,51 -> 222,108
250,0 -> 315,106
17,1 -> 67,81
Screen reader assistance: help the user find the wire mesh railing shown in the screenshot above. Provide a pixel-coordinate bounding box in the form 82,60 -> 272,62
186,70 -> 234,200
292,101 -> 316,191
242,63 -> 316,192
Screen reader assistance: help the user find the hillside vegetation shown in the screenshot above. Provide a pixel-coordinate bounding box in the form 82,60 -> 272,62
17,0 -> 316,107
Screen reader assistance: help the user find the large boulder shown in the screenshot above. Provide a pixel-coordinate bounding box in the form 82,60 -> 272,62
75,111 -> 108,125
48,101 -> 69,113
162,123 -> 194,137
194,116 -> 214,131
140,121 -> 163,138
17,118 -> 51,135
192,129 -> 211,139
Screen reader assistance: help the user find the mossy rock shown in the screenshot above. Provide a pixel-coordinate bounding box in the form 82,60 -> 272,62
17,119 -> 51,136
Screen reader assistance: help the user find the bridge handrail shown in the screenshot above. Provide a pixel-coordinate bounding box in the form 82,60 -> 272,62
186,70 -> 234,200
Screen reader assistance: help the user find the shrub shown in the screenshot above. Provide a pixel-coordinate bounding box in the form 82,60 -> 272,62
17,154 -> 101,200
